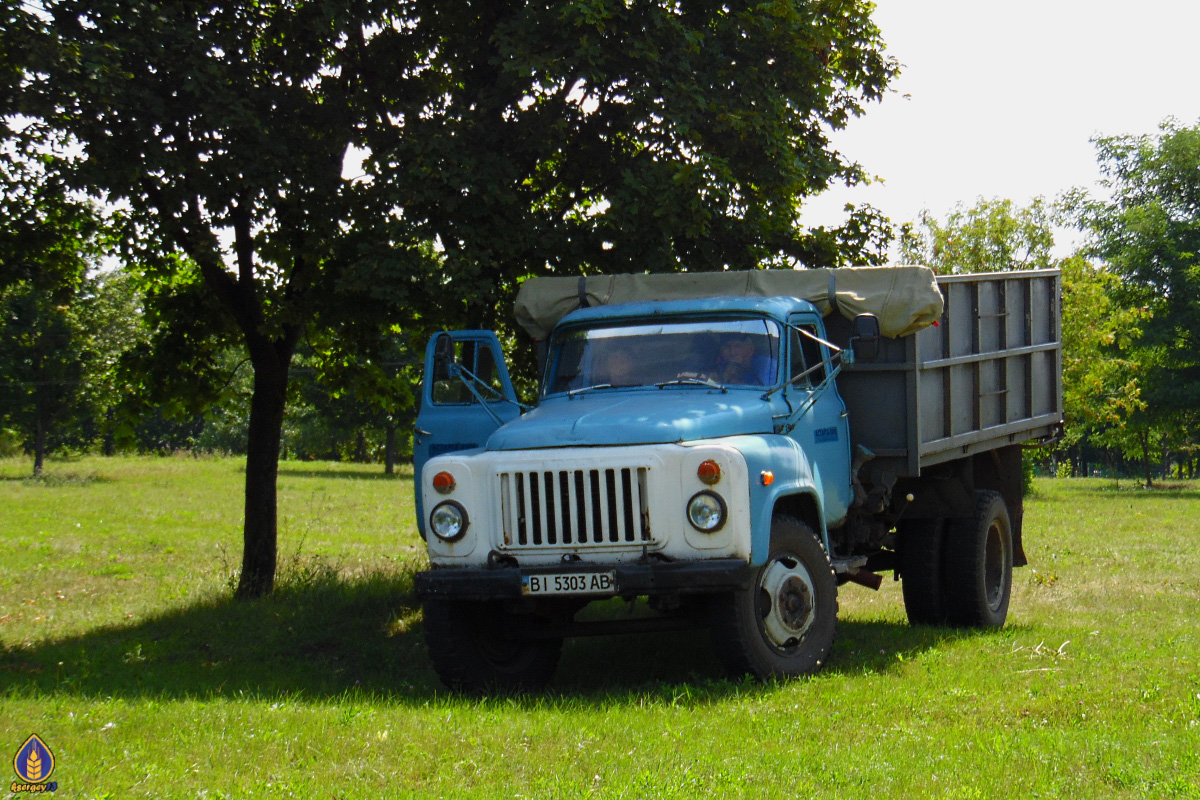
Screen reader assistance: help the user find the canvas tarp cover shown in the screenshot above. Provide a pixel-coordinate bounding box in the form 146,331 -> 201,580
513,266 -> 944,340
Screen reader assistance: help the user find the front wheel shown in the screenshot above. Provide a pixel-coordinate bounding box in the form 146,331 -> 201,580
422,600 -> 563,693
709,515 -> 838,679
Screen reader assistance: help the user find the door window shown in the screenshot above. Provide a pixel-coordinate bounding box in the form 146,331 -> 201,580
789,324 -> 826,387
432,340 -> 505,405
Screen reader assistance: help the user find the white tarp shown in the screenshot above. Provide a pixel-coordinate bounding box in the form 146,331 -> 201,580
513,266 -> 944,340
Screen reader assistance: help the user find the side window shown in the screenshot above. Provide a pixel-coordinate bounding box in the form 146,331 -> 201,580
432,341 -> 505,405
789,325 -> 827,387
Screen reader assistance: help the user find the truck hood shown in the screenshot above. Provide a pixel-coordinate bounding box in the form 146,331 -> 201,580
486,390 -> 776,450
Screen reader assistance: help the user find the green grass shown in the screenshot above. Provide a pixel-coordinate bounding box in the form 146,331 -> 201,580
2,457 -> 1199,798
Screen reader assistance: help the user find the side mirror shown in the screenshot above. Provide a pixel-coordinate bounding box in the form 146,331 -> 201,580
432,333 -> 455,382
850,314 -> 881,362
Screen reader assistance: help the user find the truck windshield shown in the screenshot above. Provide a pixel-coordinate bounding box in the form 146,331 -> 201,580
546,318 -> 781,395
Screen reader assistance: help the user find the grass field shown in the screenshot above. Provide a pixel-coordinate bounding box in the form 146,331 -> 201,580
1,455 -> 1198,798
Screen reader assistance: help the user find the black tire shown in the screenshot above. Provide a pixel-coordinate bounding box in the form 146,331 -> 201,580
898,518 -> 948,626
709,515 -> 838,679
422,600 -> 563,693
943,490 -> 1013,628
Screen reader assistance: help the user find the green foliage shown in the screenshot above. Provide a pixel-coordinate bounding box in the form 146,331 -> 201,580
901,196 -> 1056,274
0,283 -> 90,448
0,143 -> 108,294
1055,118 -> 1200,483
1083,119 -> 1200,415
361,0 -> 900,320
1057,255 -> 1145,450
0,426 -> 19,456
0,150 -> 113,474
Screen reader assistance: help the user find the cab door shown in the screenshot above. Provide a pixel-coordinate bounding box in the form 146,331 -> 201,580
783,315 -> 853,524
413,331 -> 521,535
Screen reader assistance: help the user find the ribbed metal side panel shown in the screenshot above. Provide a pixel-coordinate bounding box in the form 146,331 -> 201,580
500,467 -> 651,548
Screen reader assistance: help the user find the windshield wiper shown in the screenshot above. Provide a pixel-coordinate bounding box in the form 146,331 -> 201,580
656,377 -> 727,391
567,383 -> 613,397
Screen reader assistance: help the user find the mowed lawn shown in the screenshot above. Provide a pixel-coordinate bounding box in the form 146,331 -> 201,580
1,456 -> 1198,799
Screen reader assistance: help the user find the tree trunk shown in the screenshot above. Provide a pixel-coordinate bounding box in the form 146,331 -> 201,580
33,404 -> 45,478
237,340 -> 293,599
102,407 -> 115,457
1140,429 -> 1153,489
385,422 -> 396,475
355,429 -> 368,463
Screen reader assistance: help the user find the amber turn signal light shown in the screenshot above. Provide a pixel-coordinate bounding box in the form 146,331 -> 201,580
432,471 -> 456,494
697,459 -> 721,485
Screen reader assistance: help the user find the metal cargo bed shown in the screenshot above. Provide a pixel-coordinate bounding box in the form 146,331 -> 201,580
832,269 -> 1062,478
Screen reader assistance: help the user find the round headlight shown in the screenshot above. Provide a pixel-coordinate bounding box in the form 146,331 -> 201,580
429,501 -> 469,542
687,491 -> 727,533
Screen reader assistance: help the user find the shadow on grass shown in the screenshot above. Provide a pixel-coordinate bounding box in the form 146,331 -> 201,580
0,473 -> 111,486
0,568 -> 434,702
0,572 -> 988,705
276,468 -> 410,482
1065,482 -> 1200,502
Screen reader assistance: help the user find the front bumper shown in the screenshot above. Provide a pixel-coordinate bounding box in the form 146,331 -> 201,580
415,558 -> 754,602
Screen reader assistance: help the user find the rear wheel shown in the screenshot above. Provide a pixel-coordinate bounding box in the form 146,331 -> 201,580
898,518 -> 948,625
423,600 -> 563,693
943,490 -> 1013,628
709,515 -> 838,679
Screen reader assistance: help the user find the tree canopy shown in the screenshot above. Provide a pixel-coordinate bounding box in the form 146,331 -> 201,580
8,0 -> 899,596
900,196 -> 1056,274
0,148 -> 111,474
1083,119 -> 1200,416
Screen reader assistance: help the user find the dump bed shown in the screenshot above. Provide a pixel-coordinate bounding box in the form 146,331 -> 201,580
831,269 -> 1062,478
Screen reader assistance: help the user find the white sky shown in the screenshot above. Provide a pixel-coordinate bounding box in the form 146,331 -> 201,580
800,1 -> 1200,252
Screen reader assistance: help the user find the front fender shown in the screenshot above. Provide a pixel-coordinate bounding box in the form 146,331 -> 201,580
693,435 -> 827,566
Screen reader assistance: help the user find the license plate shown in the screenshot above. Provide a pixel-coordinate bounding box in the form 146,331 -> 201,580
522,571 -> 616,596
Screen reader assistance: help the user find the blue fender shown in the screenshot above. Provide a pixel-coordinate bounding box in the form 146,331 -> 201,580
713,434 -> 829,566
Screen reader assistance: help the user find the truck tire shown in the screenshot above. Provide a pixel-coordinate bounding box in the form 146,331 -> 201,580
709,515 -> 838,679
422,600 -> 563,693
943,490 -> 1013,628
898,518 -> 947,626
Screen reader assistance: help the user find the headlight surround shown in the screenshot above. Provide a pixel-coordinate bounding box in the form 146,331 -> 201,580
429,500 -> 469,542
687,491 -> 727,533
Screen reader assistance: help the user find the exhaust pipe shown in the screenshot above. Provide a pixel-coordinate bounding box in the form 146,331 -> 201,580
844,568 -> 883,591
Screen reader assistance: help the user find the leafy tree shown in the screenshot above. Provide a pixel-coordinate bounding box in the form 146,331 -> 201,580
0,283 -> 90,474
74,269 -> 152,454
1056,254 -> 1147,480
10,0 -> 898,596
901,196 -> 1055,274
301,329 -> 419,474
0,149 -> 108,475
1082,119 -> 1200,420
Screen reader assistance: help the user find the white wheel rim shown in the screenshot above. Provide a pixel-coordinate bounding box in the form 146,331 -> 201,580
759,555 -> 817,649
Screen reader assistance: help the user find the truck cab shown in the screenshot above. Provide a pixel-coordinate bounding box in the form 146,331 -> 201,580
414,296 -> 858,690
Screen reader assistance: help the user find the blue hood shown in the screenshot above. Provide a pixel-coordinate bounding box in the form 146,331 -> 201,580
486,389 -> 776,450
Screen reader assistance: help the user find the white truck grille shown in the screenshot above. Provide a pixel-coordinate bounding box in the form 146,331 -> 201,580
499,466 -> 652,549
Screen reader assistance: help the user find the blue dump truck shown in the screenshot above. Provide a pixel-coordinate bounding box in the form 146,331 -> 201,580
412,267 -> 1063,691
